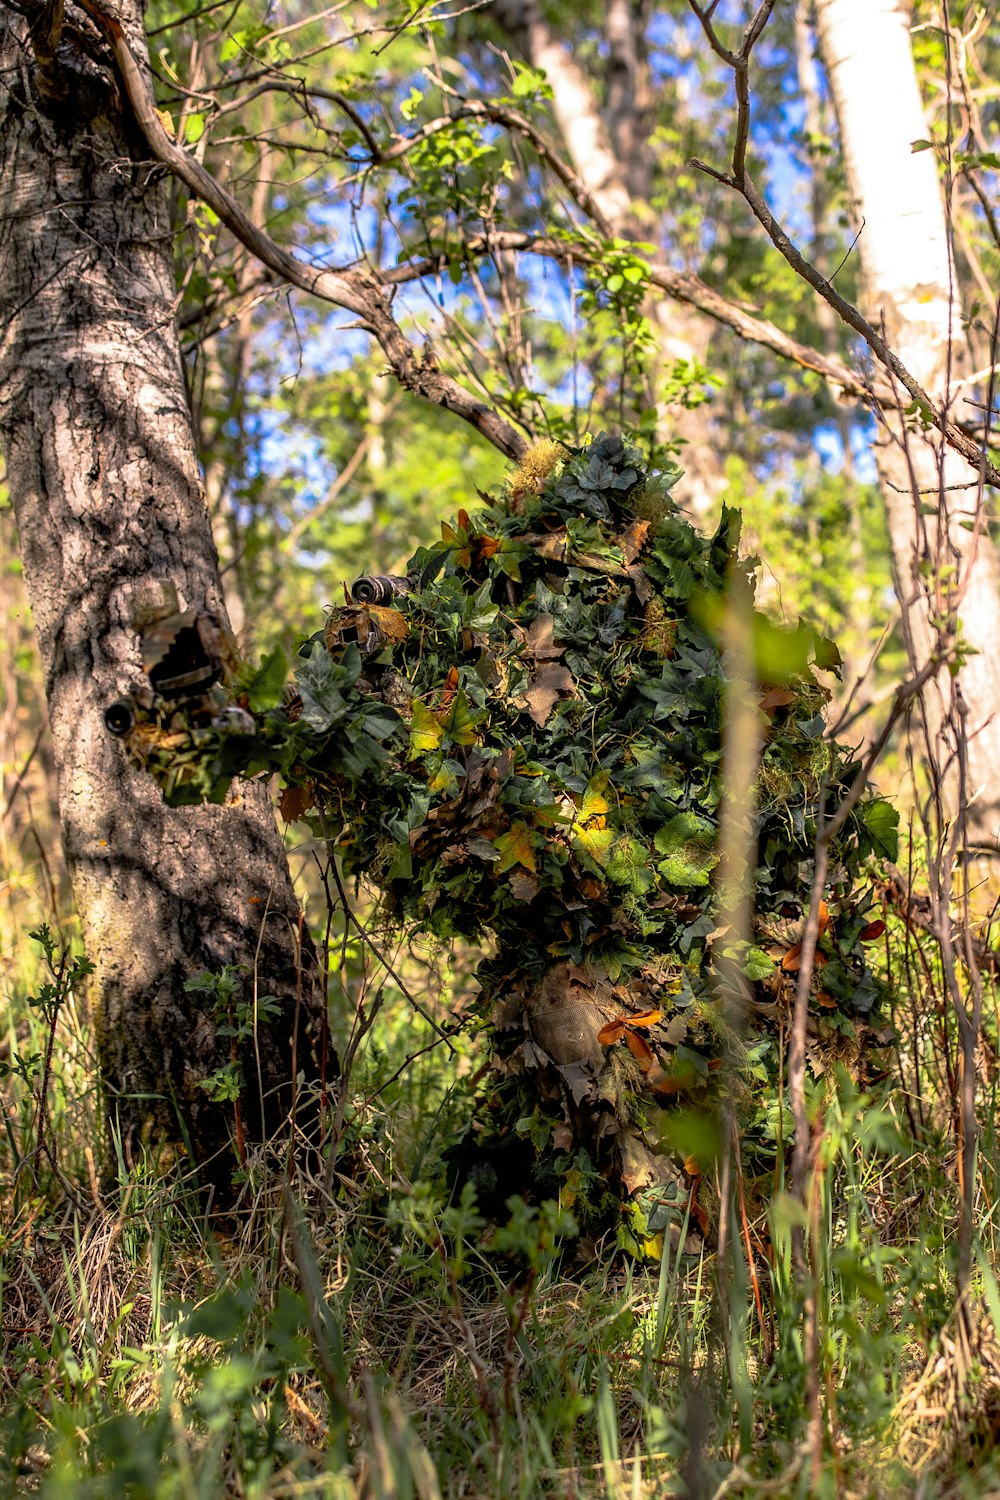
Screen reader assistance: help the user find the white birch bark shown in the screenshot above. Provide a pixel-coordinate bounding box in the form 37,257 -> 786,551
816,0 -> 1000,850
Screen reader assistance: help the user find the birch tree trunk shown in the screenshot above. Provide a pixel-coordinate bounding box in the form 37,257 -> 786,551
0,1 -> 324,1174
815,0 -> 1000,851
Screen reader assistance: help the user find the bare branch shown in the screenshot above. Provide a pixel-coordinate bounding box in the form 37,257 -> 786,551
383,229 -> 901,407
76,0 -> 529,462
686,0 -> 1000,489
320,94 -> 618,238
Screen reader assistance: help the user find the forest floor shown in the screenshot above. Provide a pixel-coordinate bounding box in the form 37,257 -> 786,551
3,896 -> 1000,1500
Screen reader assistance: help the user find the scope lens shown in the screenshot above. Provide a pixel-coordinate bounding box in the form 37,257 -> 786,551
104,700 -> 136,737
352,576 -> 382,603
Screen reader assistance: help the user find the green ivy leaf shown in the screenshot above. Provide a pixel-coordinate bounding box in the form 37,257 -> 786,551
297,644 -> 361,733
654,811 -> 718,887
243,646 -> 287,712
861,799 -> 899,862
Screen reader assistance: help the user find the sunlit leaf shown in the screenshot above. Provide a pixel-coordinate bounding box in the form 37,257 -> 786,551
493,822 -> 538,874
409,700 -> 443,755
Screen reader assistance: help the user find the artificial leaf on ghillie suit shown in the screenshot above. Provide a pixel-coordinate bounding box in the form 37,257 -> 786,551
112,435 -> 896,1257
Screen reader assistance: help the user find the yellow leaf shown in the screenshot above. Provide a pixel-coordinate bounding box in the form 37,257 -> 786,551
409,700 -> 443,756
440,690 -> 481,746
493,822 -> 538,874
573,825 -> 615,866
570,773 -> 613,864
577,772 -> 610,826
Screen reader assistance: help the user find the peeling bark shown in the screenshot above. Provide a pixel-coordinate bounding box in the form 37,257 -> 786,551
0,2 -> 325,1172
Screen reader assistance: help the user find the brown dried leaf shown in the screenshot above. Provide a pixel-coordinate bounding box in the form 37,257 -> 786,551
617,518 -> 651,564
508,868 -> 539,902
598,1018 -> 626,1046
524,662 -> 576,727
367,604 -> 409,644
623,1029 -> 655,1071
279,782 -> 314,822
628,563 -> 652,605
618,1133 -> 658,1194
663,1014 -> 687,1045
525,612 -> 563,661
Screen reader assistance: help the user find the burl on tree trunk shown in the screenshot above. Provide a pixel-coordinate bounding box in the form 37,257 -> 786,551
0,1 -> 325,1173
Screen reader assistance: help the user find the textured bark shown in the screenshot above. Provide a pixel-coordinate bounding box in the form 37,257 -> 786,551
0,2 -> 325,1171
816,0 -> 1000,850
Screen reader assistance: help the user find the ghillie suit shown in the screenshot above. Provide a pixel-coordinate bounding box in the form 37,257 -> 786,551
114,436 -> 896,1252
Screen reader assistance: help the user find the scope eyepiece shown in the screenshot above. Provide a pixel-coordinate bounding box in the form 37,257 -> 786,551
104,698 -> 137,737
352,573 -> 411,605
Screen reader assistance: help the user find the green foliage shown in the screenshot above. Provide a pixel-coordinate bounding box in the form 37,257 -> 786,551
130,436 -> 894,1223
184,966 -> 282,1107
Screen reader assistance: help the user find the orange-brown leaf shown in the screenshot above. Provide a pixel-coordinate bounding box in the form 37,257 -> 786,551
624,1009 -> 662,1030
440,665 -> 459,709
598,1019 -> 626,1046
781,944 -> 828,973
279,782 -> 314,822
623,1029 -> 655,1070
760,687 -> 796,713
859,919 -> 886,941
647,1068 -> 685,1095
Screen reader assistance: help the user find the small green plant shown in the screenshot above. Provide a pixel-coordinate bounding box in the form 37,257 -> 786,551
0,926 -> 92,1196
184,965 -> 282,1162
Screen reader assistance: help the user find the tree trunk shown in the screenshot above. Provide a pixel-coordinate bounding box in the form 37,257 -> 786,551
815,0 -> 1000,851
0,1 -> 325,1175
